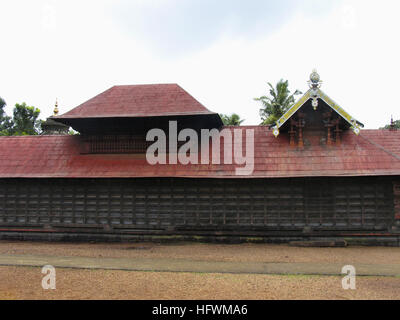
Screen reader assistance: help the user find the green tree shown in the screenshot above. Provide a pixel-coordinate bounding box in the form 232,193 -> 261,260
220,113 -> 245,126
9,103 -> 41,135
0,97 -> 13,136
381,120 -> 400,129
254,79 -> 302,125
0,97 -> 5,113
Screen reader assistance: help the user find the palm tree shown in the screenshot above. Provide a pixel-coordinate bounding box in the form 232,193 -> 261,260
220,113 -> 245,126
254,79 -> 302,125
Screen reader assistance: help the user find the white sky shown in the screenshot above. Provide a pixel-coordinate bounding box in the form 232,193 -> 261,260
0,0 -> 399,128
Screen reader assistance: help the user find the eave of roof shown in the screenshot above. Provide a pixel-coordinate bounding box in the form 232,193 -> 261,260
52,110 -> 217,119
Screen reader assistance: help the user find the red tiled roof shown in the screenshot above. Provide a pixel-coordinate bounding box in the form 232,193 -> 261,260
1,129 -> 400,178
53,84 -> 216,119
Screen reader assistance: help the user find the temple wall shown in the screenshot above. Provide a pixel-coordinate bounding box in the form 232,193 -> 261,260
0,177 -> 395,240
394,180 -> 400,221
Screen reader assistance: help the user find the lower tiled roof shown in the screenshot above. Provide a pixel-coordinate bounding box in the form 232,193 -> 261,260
1,128 -> 400,178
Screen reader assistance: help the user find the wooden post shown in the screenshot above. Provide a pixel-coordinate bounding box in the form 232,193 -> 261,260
326,125 -> 332,146
298,128 -> 303,148
334,119 -> 341,146
297,113 -> 305,148
289,119 -> 296,147
323,110 -> 333,146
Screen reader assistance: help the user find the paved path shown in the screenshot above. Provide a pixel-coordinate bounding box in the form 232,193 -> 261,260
0,254 -> 399,276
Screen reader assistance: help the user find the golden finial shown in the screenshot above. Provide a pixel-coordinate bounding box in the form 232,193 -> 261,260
53,98 -> 59,116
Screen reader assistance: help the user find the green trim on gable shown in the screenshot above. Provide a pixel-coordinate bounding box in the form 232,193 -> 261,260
274,89 -> 312,129
272,88 -> 363,137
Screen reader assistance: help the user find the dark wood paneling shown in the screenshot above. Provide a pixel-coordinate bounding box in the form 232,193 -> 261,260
394,180 -> 400,221
0,177 -> 395,233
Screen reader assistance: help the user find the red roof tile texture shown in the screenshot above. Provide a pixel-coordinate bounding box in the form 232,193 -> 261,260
1,128 -> 400,178
53,84 -> 216,119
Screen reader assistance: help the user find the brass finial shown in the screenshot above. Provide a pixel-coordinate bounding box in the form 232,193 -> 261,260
308,69 -> 322,110
53,98 -> 59,116
308,69 -> 322,88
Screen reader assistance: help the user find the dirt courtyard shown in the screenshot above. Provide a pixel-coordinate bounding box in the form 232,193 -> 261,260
2,266 -> 400,300
0,241 -> 400,300
2,240 -> 400,264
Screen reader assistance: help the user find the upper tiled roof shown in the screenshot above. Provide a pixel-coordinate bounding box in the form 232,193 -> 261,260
53,84 -> 216,119
1,128 -> 400,178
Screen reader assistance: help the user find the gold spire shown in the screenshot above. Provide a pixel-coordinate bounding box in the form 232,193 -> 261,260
53,98 -> 59,116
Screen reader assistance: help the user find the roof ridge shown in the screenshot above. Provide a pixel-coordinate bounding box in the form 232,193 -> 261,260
111,83 -> 179,87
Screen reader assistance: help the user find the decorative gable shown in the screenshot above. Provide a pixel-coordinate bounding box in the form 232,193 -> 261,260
271,70 -> 364,147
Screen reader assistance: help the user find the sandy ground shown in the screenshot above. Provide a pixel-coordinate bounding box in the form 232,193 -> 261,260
0,241 -> 400,264
1,266 -> 400,300
0,241 -> 400,300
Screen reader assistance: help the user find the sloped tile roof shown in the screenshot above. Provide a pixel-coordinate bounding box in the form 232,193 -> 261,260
1,128 -> 400,178
53,84 -> 216,119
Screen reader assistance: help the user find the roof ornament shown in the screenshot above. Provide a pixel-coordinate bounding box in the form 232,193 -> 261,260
351,119 -> 361,135
272,126 -> 280,138
390,115 -> 397,131
53,99 -> 59,116
308,69 -> 322,110
41,98 -> 69,135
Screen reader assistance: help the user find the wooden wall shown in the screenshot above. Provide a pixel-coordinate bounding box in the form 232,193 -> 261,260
0,177 -> 395,237
394,180 -> 400,222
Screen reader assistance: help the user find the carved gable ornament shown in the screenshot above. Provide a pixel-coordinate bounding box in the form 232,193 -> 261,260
271,70 -> 364,147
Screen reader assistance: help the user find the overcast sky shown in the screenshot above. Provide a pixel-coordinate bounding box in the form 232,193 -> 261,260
1,0 -> 399,128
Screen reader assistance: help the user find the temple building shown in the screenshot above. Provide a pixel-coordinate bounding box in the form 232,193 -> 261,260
0,71 -> 400,244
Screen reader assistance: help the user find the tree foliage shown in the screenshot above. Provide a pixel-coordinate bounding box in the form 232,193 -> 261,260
0,97 -> 13,136
381,120 -> 400,129
220,113 -> 245,126
11,103 -> 41,135
0,99 -> 41,136
254,79 -> 302,125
